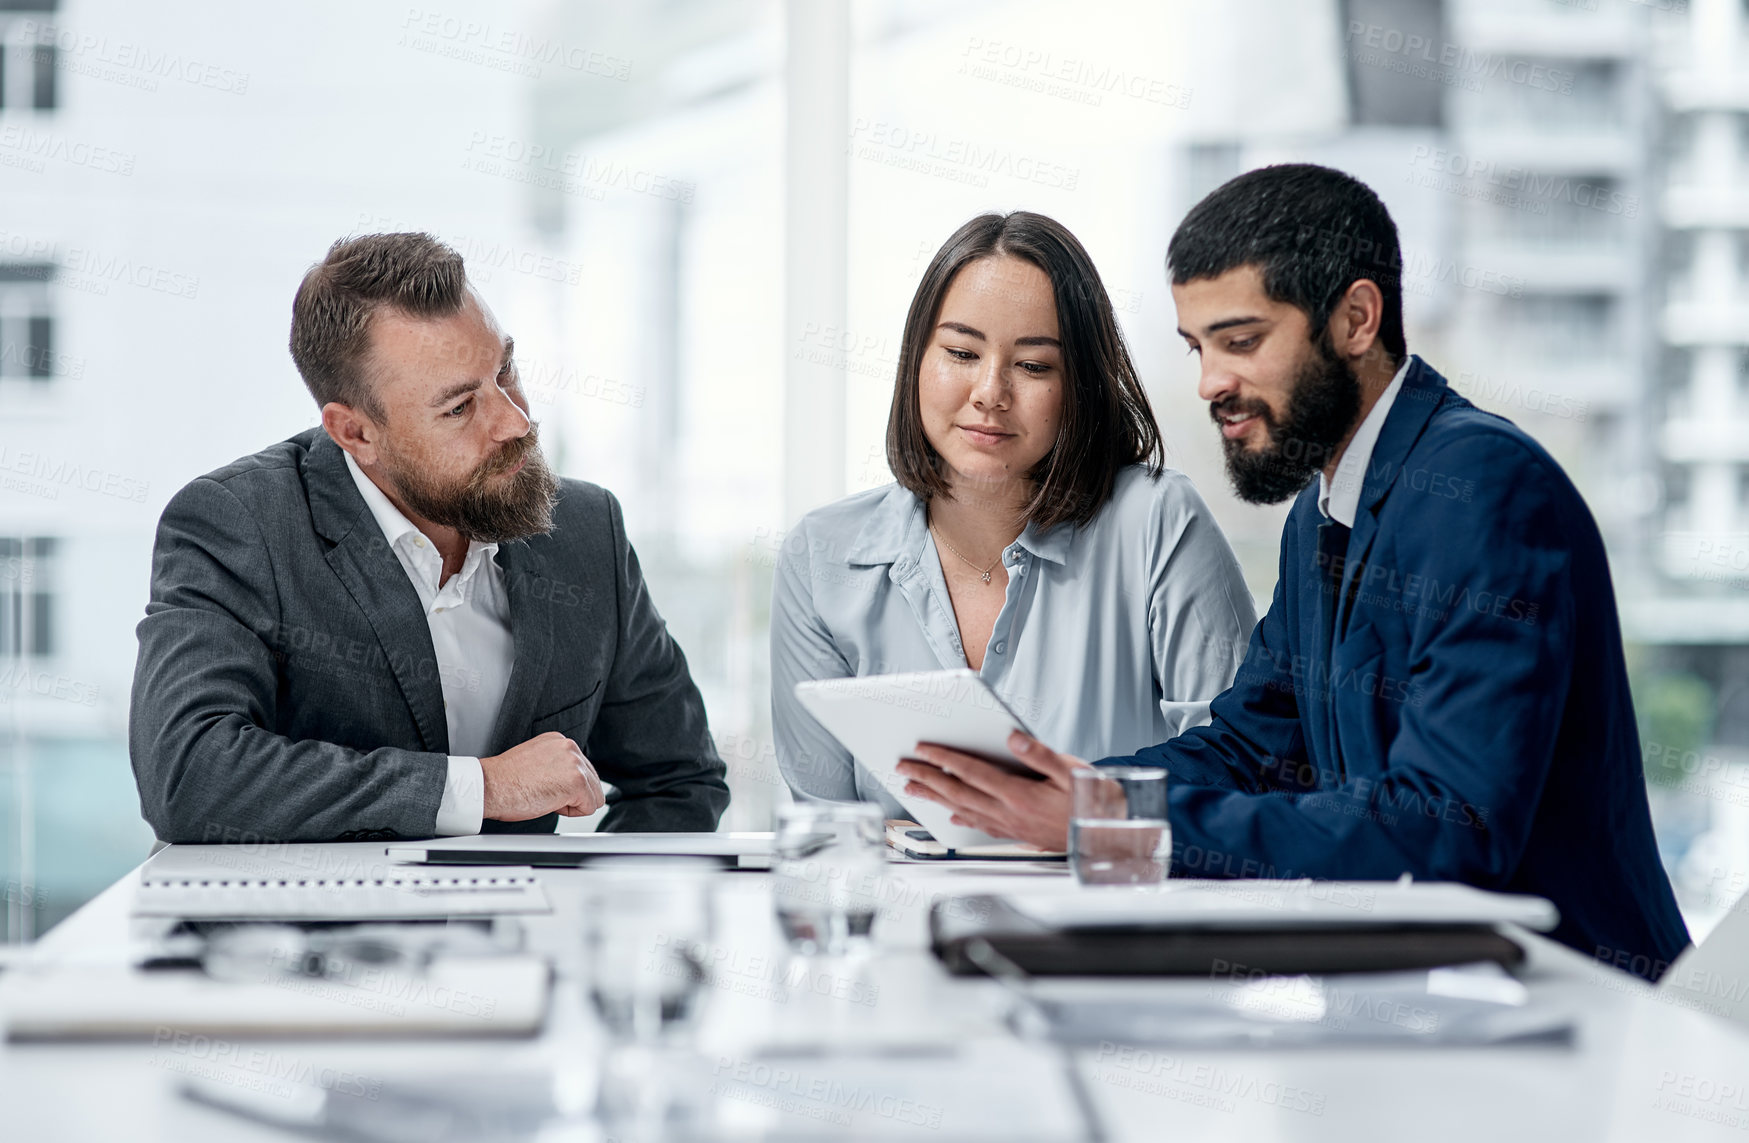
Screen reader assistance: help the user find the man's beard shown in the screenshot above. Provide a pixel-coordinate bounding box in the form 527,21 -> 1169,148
1213,331 -> 1362,505
379,426 -> 559,543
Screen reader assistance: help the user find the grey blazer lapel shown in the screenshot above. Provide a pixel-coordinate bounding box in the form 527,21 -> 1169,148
486,539 -> 553,756
304,434 -> 450,754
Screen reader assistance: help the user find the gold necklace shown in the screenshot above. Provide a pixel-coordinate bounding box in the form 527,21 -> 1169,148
929,524 -> 1002,585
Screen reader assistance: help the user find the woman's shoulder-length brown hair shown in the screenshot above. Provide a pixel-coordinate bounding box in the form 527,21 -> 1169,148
885,211 -> 1165,534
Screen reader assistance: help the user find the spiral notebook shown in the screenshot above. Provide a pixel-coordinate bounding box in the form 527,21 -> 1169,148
133,844 -> 551,920
132,873 -> 551,920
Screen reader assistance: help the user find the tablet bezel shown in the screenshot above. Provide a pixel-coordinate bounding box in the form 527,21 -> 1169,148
793,668 -> 1044,848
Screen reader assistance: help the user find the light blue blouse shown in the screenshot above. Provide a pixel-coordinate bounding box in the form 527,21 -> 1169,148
770,465 -> 1259,817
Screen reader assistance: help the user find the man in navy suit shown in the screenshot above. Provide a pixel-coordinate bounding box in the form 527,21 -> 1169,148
897,164 -> 1690,980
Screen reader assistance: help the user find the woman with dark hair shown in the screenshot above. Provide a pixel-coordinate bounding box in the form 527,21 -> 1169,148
771,211 -> 1256,819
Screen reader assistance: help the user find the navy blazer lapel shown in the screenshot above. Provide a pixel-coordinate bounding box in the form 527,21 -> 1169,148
486,538 -> 553,756
304,432 -> 450,754
1336,358 -> 1448,635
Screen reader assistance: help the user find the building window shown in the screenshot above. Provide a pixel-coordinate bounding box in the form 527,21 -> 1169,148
0,10 -> 57,111
1662,465 -> 1691,531
0,262 -> 54,382
1472,174 -> 1629,248
1339,0 -> 1444,128
0,537 -> 55,659
1496,294 -> 1615,361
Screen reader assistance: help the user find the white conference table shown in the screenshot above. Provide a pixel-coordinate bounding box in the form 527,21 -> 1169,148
4,842 -> 1749,1141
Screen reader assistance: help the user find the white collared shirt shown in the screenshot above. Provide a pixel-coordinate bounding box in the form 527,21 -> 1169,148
345,452 -> 513,836
1318,355 -> 1413,527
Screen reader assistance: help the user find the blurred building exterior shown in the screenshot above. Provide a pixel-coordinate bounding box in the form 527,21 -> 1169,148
1646,0 -> 1749,933
0,0 -> 547,936
3,0 -> 1747,939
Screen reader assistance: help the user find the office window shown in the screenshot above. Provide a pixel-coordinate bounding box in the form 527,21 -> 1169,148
0,262 -> 54,382
1662,464 -> 1691,533
1471,175 -> 1630,249
0,9 -> 56,111
1340,0 -> 1444,128
1491,293 -> 1616,365
1181,143 -> 1241,215
1455,56 -> 1621,131
0,537 -> 55,659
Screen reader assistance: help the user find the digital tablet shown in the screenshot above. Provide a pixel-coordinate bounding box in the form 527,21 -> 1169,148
793,669 -> 1043,849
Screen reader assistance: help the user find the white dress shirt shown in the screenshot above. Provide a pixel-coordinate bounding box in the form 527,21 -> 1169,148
1318,355 -> 1412,527
345,452 -> 512,836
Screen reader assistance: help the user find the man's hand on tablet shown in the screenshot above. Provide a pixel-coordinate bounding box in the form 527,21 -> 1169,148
896,731 -> 1088,850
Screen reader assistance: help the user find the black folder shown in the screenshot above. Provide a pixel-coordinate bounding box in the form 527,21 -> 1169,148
930,894 -> 1526,977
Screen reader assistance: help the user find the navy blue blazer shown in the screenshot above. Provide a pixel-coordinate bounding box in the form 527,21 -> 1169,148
1105,357 -> 1689,980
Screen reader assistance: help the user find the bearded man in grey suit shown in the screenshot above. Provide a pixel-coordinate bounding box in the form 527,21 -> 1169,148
129,233 -> 728,843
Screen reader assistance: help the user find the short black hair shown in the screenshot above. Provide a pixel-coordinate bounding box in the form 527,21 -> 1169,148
1167,163 -> 1405,365
887,211 -> 1164,533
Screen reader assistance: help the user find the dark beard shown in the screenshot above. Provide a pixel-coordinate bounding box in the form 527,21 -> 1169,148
381,426 -> 559,543
1214,331 -> 1362,505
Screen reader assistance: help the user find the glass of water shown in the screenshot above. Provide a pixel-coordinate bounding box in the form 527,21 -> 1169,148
582,858 -> 717,1045
582,859 -> 718,1140
773,800 -> 886,955
1069,766 -> 1171,886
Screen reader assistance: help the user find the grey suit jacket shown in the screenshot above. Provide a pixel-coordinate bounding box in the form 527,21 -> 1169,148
130,428 -> 728,842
